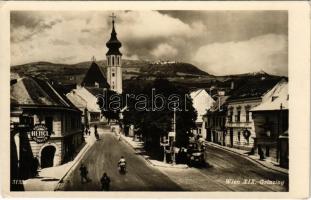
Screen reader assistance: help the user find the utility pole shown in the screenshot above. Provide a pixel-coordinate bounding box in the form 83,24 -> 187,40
172,105 -> 176,165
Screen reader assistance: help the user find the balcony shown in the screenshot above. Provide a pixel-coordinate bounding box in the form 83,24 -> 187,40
226,121 -> 252,128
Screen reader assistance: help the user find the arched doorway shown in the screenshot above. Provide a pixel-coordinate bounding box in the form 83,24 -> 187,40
41,146 -> 56,168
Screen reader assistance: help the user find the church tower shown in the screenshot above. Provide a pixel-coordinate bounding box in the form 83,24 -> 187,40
106,13 -> 122,94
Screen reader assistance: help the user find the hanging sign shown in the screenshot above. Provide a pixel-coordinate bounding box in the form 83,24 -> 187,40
30,124 -> 50,143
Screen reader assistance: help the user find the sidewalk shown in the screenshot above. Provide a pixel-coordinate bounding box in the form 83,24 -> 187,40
119,133 -> 188,169
23,134 -> 97,191
206,141 -> 288,175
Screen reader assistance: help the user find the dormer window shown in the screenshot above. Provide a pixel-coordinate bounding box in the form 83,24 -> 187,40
94,81 -> 99,88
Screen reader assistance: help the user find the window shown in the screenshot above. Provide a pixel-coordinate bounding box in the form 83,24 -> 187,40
112,56 -> 115,65
236,110 -> 241,122
19,116 -> 34,128
246,110 -> 250,122
112,73 -> 115,77
228,112 -> 233,122
45,116 -> 53,134
71,117 -> 75,129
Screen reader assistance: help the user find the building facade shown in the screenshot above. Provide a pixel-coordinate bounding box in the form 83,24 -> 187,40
203,95 -> 229,145
225,99 -> 259,150
251,80 -> 288,167
106,15 -> 123,94
225,77 -> 281,151
11,77 -> 84,180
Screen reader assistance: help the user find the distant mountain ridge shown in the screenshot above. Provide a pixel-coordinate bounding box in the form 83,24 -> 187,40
11,59 -> 212,83
11,59 -> 283,92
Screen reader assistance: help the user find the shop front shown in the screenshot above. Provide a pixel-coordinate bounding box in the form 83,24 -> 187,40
10,77 -> 84,183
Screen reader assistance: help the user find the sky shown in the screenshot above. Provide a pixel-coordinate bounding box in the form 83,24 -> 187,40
11,10 -> 288,76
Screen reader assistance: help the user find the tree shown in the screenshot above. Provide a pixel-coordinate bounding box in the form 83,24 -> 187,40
97,89 -> 121,123
122,78 -> 197,153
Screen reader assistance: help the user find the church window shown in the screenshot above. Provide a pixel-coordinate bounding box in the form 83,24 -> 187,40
112,56 -> 115,65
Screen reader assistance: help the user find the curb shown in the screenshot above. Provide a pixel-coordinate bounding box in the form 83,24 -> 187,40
120,134 -> 188,169
206,142 -> 288,175
54,138 -> 93,191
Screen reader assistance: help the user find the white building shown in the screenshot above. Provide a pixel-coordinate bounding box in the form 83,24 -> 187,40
225,78 -> 282,151
66,86 -> 102,124
251,79 -> 288,167
190,89 -> 215,138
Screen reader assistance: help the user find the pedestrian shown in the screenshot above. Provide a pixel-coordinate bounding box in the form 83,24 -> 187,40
100,172 -> 111,191
94,125 -> 99,140
79,163 -> 90,183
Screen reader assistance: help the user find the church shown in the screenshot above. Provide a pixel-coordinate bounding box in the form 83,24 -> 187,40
81,13 -> 123,94
67,14 -> 123,125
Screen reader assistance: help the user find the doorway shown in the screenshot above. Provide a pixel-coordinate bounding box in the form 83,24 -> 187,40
230,128 -> 234,147
41,146 -> 56,168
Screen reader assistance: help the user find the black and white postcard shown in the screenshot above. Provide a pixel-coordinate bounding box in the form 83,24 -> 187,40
1,1 -> 310,199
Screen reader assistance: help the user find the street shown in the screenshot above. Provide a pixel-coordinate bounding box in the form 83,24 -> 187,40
57,126 -> 182,191
57,126 -> 288,191
200,144 -> 288,191
160,144 -> 288,191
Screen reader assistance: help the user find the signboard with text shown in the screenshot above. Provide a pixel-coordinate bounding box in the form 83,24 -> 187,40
30,124 -> 50,143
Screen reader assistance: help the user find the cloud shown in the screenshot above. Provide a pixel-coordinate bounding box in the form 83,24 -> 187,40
118,11 -> 195,40
10,11 -> 288,76
193,34 -> 288,76
11,11 -> 62,43
151,44 -> 178,58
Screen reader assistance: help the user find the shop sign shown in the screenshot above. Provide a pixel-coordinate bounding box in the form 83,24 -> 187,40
30,124 -> 50,143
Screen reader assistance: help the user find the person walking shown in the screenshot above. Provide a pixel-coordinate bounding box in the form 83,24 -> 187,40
79,163 -> 90,183
100,172 -> 111,191
94,125 -> 99,140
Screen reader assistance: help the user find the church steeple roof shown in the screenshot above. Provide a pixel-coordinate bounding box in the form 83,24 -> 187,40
106,13 -> 122,56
